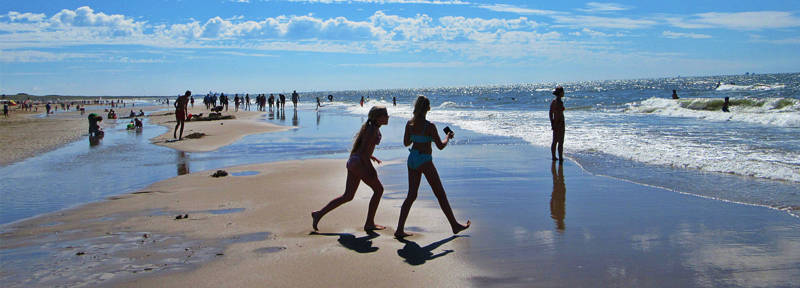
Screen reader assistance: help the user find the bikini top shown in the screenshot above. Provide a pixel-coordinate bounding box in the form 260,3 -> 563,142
410,122 -> 432,143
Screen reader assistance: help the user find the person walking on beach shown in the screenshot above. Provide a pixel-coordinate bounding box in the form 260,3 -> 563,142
268,94 -> 275,111
550,86 -> 566,162
190,96 -> 194,108
3,103 -> 8,118
234,94 -> 241,112
245,94 -> 250,111
312,106 -> 390,231
291,90 -> 299,109
360,96 -> 365,107
174,90 -> 190,140
395,95 -> 470,238
279,94 -> 286,109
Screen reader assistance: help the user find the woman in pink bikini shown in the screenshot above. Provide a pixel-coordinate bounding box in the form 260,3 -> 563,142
313,106 -> 390,231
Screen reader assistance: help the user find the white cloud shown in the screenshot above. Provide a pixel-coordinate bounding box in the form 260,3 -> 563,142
7,12 -> 46,22
572,27 -> 625,37
0,50 -> 95,62
553,15 -> 656,29
673,11 -> 800,30
478,4 -> 557,15
577,2 -> 632,13
340,61 -> 467,68
662,30 -> 711,39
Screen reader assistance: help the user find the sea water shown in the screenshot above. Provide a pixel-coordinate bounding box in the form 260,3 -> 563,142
307,72 -> 800,215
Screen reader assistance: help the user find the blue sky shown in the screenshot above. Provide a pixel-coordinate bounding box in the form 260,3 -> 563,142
1,0 -> 799,96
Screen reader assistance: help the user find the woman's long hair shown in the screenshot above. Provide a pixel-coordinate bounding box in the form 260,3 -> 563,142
351,105 -> 388,153
410,95 -> 430,125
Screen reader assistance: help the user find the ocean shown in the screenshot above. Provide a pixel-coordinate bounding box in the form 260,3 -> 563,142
306,72 -> 800,215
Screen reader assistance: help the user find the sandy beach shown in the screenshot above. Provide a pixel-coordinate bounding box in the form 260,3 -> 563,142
0,109 -> 87,166
0,159 -> 481,287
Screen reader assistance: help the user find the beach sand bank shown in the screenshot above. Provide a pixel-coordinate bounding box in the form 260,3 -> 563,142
148,107 -> 288,152
0,159 -> 482,287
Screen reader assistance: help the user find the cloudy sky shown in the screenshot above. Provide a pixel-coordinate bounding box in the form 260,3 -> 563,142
1,0 -> 798,95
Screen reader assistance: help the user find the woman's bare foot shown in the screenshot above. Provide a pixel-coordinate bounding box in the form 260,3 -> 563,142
452,220 -> 471,234
364,224 -> 386,231
311,211 -> 321,231
394,231 -> 413,238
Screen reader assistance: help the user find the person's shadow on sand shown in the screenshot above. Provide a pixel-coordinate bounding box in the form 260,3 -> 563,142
397,236 -> 462,265
310,231 -> 380,253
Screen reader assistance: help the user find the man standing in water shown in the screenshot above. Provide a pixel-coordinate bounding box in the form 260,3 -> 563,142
174,90 -> 190,140
549,86 -> 565,162
291,90 -> 299,109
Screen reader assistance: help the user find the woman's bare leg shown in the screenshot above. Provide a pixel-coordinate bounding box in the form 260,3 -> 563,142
312,170 -> 361,231
395,167 -> 422,238
421,162 -> 470,234
361,173 -> 385,230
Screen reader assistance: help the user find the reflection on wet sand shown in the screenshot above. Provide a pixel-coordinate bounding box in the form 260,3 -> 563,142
550,161 -> 565,231
177,151 -> 189,176
292,109 -> 298,126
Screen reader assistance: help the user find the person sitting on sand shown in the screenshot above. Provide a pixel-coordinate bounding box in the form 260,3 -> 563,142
672,89 -> 680,99
88,113 -> 103,137
395,95 -> 470,238
722,97 -> 730,112
312,106 -> 390,232
138,109 -> 145,117
550,86 -> 566,162
129,110 -> 135,118
174,90 -> 190,140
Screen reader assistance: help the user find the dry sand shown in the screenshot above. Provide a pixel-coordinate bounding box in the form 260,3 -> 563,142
148,106 -> 287,152
1,159 -> 483,287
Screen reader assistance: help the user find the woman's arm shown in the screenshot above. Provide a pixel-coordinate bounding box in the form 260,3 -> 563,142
432,123 -> 451,150
403,122 -> 412,147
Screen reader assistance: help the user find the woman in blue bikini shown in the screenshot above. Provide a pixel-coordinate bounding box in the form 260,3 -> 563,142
312,106 -> 390,231
395,96 -> 470,238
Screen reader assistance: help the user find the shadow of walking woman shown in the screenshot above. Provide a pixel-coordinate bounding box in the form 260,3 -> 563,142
396,236 -> 463,265
311,231 -> 380,253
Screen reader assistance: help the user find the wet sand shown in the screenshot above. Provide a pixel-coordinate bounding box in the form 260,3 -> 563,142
0,160 -> 481,287
148,106 -> 288,152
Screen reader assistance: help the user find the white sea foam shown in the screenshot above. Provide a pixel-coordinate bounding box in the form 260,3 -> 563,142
341,100 -> 800,183
625,97 -> 800,127
716,83 -> 785,91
